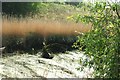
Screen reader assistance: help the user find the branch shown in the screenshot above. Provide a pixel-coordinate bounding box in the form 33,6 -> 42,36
115,4 -> 120,19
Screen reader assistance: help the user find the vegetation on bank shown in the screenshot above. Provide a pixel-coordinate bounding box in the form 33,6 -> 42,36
73,2 -> 120,78
2,2 -> 90,53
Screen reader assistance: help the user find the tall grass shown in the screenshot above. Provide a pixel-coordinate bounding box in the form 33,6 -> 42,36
2,17 -> 91,37
2,16 -> 91,52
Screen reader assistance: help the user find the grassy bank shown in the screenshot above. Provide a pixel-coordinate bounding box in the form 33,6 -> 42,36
2,3 -> 91,53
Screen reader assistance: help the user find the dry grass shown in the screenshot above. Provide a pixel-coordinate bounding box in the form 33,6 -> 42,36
2,17 -> 91,37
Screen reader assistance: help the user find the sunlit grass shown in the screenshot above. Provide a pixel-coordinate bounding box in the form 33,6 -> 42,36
2,17 -> 91,37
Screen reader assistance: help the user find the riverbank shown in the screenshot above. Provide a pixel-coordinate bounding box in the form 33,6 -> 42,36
0,50 -> 93,78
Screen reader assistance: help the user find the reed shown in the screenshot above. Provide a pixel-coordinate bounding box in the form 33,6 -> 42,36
2,17 -> 91,37
2,16 -> 91,52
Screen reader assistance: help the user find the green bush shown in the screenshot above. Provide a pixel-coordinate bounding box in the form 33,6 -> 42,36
73,2 -> 120,78
2,2 -> 40,17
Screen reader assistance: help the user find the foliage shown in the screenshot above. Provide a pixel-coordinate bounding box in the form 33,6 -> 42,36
2,33 -> 77,53
2,2 -> 40,17
2,2 -> 79,19
24,32 -> 44,51
65,2 -> 79,6
2,2 -> 82,53
73,2 -> 120,78
2,35 -> 24,52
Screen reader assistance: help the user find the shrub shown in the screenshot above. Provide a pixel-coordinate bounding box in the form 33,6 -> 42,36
73,2 -> 120,78
41,35 -> 77,54
2,35 -> 24,52
2,2 -> 40,17
46,35 -> 77,51
23,32 -> 44,52
2,33 -> 77,53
